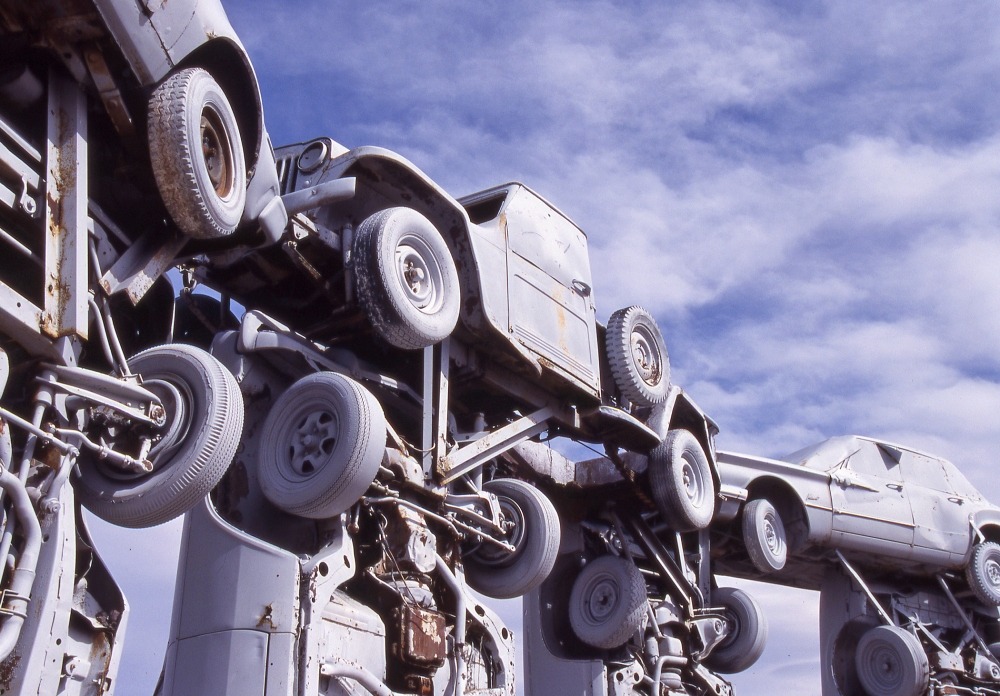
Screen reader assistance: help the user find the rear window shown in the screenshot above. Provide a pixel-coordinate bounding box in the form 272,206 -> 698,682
464,193 -> 506,224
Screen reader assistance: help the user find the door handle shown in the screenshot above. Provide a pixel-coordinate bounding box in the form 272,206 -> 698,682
948,496 -> 965,505
885,483 -> 903,492
571,279 -> 592,296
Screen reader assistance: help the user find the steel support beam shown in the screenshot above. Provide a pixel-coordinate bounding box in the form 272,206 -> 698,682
438,406 -> 554,484
42,70 -> 88,340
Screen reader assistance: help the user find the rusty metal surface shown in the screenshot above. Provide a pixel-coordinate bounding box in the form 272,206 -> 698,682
42,69 -> 87,341
99,228 -> 187,305
391,604 -> 447,669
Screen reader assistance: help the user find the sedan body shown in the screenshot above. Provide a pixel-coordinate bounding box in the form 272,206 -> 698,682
714,435 -> 1000,588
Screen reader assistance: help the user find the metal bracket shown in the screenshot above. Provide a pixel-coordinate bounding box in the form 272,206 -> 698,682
99,227 -> 187,305
0,589 -> 29,619
438,406 -> 554,484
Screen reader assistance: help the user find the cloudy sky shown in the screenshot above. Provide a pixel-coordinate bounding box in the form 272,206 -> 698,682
88,0 -> 1000,694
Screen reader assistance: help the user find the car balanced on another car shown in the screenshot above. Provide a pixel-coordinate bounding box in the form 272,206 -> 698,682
713,435 -> 1000,696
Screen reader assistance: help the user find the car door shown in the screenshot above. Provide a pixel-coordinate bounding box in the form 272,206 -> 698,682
896,448 -> 972,565
504,185 -> 601,398
828,440 -> 914,559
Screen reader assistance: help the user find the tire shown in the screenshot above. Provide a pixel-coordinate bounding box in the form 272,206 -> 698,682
353,207 -> 461,349
258,372 -> 385,519
75,344 -> 244,528
149,67 -> 247,239
743,499 -> 787,573
966,542 -> 1000,606
605,306 -> 669,407
648,429 -> 715,532
464,478 -> 560,599
704,587 -> 768,674
855,625 -> 929,696
568,555 -> 648,649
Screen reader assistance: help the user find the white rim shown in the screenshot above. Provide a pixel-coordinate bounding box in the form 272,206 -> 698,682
395,233 -> 445,315
630,323 -> 663,387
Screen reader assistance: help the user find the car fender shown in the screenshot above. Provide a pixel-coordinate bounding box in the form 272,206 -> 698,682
970,508 -> 1000,560
285,145 -> 492,339
717,450 -> 833,545
647,386 -> 721,487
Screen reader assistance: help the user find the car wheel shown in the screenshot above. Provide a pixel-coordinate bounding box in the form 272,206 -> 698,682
743,498 -> 787,573
704,587 -> 768,674
258,372 -> 385,519
148,67 -> 247,239
854,625 -> 928,696
354,207 -> 461,350
464,478 -> 560,599
648,429 -> 716,532
568,555 -> 648,649
966,542 -> 1000,606
75,344 -> 244,528
605,306 -> 670,407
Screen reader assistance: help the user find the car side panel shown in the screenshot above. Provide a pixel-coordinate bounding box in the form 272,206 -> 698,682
504,186 -> 601,397
899,451 -> 969,565
716,451 -> 834,543
91,0 -> 173,84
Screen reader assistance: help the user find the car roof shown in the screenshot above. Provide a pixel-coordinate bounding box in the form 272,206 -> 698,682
779,434 -> 951,470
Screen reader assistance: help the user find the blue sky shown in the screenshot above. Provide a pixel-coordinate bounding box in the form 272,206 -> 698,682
88,1 -> 1000,694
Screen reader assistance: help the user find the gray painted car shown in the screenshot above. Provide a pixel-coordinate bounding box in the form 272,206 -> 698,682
713,435 -> 1000,601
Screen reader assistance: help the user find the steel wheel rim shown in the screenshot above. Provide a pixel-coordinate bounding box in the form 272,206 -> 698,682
763,512 -> 783,557
395,234 -> 445,314
986,557 -> 1000,588
200,103 -> 235,200
581,572 -> 622,625
630,324 -> 662,386
863,643 -> 904,691
680,452 -> 706,507
284,408 -> 340,477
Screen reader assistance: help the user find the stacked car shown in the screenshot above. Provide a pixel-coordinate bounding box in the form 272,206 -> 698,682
0,2 -> 765,694
713,435 -> 1000,696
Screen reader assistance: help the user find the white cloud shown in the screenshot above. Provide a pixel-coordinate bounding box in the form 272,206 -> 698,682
96,0 -> 1000,692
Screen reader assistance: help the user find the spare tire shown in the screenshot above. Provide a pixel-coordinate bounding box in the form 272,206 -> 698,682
258,372 -> 385,519
855,625 -> 928,696
606,306 -> 669,407
568,554 -> 648,649
148,67 -> 246,239
75,344 -> 244,528
354,207 -> 461,350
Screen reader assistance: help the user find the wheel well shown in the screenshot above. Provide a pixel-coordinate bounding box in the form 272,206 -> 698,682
176,38 -> 262,173
745,477 -> 810,553
980,524 -> 1000,545
668,398 -> 716,484
342,157 -> 483,331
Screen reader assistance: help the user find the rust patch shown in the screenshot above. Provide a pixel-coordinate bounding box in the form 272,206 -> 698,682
257,603 -> 277,630
391,605 -> 447,668
0,652 -> 20,691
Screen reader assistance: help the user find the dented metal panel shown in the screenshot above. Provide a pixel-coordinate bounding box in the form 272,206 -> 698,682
503,185 -> 601,397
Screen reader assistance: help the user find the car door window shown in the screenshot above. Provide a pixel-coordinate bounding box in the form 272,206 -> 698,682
846,444 -> 903,481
